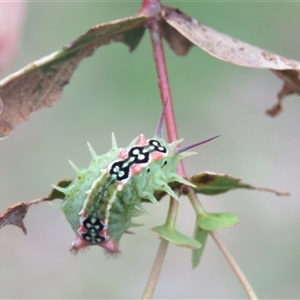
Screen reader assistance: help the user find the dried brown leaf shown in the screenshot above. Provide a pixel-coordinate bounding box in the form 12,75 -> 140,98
0,14 -> 149,137
267,70 -> 300,116
162,7 -> 300,70
0,199 -> 44,234
161,6 -> 300,116
160,9 -> 193,56
0,179 -> 70,233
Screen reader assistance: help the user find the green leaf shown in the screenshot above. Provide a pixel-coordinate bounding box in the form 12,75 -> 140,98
190,172 -> 289,196
0,14 -> 149,137
142,182 -> 182,203
152,224 -> 201,249
197,213 -> 240,230
49,179 -> 72,200
192,225 -> 209,269
123,26 -> 146,51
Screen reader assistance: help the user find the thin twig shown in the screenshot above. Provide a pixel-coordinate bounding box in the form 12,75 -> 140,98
141,2 -> 258,300
148,19 -> 178,143
210,231 -> 259,300
141,239 -> 169,300
140,0 -> 185,297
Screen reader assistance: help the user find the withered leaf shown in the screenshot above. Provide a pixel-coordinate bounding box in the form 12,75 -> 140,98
0,179 -> 70,233
190,172 -> 289,196
267,70 -> 300,116
0,199 -> 46,234
0,14 -> 149,137
161,6 -> 300,116
160,11 -> 193,56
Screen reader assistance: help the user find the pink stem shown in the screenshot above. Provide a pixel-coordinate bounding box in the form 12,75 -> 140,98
148,18 -> 186,177
139,0 -> 161,15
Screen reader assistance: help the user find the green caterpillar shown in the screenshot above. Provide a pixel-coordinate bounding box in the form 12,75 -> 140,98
53,102 -> 217,254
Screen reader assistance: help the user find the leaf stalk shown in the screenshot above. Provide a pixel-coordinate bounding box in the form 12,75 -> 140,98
141,238 -> 169,300
210,231 -> 259,300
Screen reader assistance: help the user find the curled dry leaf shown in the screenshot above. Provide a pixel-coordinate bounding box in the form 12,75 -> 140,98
0,199 -> 46,234
190,172 -> 289,196
0,179 -> 71,234
267,70 -> 300,116
0,14 -> 149,137
161,6 -> 300,116
160,11 -> 193,56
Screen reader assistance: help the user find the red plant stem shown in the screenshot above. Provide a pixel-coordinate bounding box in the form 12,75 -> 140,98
143,5 -> 187,299
148,18 -> 186,177
148,20 -> 176,142
140,0 -> 161,16
143,3 -> 258,300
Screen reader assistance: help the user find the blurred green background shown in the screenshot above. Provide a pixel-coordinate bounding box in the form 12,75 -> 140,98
1,1 -> 300,299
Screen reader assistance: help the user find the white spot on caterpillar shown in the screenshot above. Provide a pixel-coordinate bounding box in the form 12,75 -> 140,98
113,166 -> 120,172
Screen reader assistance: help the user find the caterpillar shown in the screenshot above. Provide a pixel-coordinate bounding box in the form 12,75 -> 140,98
53,102 -> 217,254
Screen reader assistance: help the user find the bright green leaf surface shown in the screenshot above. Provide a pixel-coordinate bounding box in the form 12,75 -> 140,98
192,225 -> 209,269
50,179 -> 72,200
191,172 -> 288,196
198,213 -> 240,230
152,224 -> 201,249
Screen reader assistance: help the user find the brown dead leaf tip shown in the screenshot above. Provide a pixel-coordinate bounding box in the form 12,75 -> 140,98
267,73 -> 300,117
162,6 -> 194,23
161,6 -> 194,56
194,174 -> 215,185
0,202 -> 29,234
